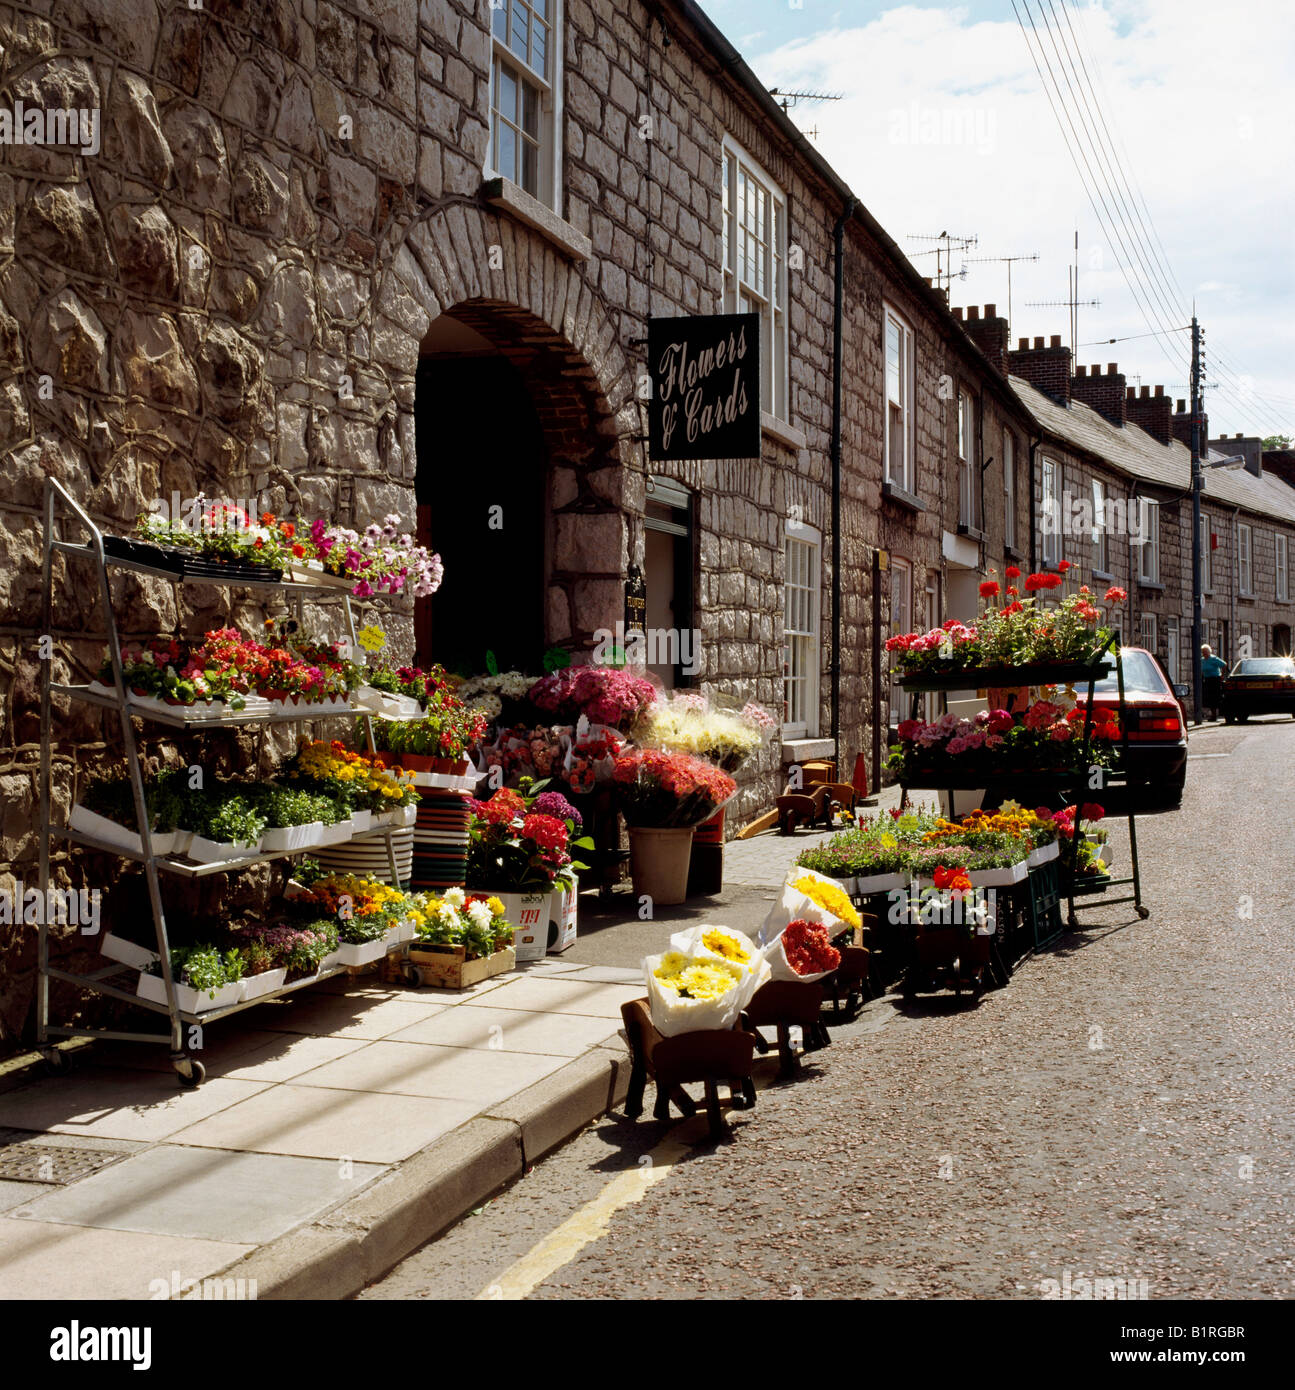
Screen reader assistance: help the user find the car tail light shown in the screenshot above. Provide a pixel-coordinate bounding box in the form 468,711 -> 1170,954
1127,708 -> 1182,742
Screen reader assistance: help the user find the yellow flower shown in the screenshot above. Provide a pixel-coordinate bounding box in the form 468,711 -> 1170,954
792,875 -> 862,930
487,897 -> 505,916
701,929 -> 750,964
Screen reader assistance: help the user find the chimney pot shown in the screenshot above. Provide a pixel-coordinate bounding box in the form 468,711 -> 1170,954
1153,385 -> 1164,397
1034,336 -> 1045,349
952,307 -> 964,320
985,304 -> 997,317
1108,363 -> 1118,375
1140,385 -> 1150,398
1076,365 -> 1087,377
1018,337 -> 1029,350
967,305 -> 980,320
1091,364 -> 1101,376
1049,335 -> 1061,348
1177,399 -> 1186,412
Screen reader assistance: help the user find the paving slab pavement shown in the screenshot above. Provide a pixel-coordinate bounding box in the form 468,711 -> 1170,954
0,820 -> 841,1300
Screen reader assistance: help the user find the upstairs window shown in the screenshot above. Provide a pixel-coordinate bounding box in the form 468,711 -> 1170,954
1239,523 -> 1253,595
1003,430 -> 1017,551
722,140 -> 788,421
1277,533 -> 1289,602
782,523 -> 821,738
490,0 -> 561,208
1139,499 -> 1161,583
884,307 -> 915,494
1091,478 -> 1109,573
1040,457 -> 1059,567
957,389 -> 981,530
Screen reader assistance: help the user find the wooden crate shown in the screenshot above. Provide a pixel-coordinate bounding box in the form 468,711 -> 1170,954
406,943 -> 516,989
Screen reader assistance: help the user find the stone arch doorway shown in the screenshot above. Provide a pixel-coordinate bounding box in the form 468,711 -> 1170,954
378,210 -> 640,673
413,297 -> 633,672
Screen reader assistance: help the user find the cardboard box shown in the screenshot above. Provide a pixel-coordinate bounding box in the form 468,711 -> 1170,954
547,881 -> 578,954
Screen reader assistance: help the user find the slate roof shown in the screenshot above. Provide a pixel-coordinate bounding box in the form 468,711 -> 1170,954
1009,376 -> 1295,525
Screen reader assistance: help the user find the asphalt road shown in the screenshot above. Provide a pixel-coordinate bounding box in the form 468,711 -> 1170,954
363,716 -> 1295,1300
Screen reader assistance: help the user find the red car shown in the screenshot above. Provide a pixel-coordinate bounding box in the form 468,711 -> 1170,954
1073,646 -> 1189,809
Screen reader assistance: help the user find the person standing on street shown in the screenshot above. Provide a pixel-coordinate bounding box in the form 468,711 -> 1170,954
1201,644 -> 1227,721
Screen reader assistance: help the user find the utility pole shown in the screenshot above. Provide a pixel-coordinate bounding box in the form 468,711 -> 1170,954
1190,313 -> 1204,724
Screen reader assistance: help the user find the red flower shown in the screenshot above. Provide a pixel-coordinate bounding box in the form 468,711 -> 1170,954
1057,560 -> 1072,572
1080,803 -> 1105,822
1104,586 -> 1127,603
782,920 -> 840,975
933,865 -> 973,893
1005,566 -> 1021,579
1034,806 -> 1054,821
979,580 -> 1001,598
521,814 -> 569,854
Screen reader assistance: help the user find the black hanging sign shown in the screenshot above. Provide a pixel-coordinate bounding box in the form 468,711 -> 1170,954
647,312 -> 761,461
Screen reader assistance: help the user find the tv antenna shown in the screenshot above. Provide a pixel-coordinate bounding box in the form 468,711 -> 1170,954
768,88 -> 843,113
906,231 -> 979,294
962,252 -> 1039,326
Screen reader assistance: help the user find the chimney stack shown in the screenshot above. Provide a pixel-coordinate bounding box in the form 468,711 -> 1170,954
1209,432 -> 1264,478
1126,383 -> 1173,445
1070,359 -> 1127,425
958,303 -> 1010,376
1007,333 -> 1072,405
1171,399 -> 1206,449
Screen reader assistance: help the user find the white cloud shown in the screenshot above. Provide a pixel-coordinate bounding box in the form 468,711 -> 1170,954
735,0 -> 1295,433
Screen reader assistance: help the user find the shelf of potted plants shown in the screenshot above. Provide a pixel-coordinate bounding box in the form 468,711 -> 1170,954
37,478 -> 446,1086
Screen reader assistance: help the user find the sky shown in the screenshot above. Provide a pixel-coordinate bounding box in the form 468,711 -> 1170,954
695,0 -> 1295,438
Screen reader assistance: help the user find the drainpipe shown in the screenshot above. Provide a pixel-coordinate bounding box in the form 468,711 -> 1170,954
831,196 -> 855,761
1128,481 -> 1141,646
1229,502 -> 1241,662
1027,434 -> 1040,574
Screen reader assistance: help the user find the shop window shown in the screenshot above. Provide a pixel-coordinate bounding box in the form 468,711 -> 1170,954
644,476 -> 695,692
722,139 -> 788,421
489,0 -> 562,209
888,556 -> 913,726
884,307 -> 915,494
783,522 -> 820,737
957,389 -> 981,530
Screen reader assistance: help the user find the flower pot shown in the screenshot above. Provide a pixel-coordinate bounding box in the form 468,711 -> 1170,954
137,972 -> 242,1015
628,826 -> 695,906
335,938 -> 391,967
964,861 -> 1028,888
349,809 -> 373,835
68,804 -> 172,857
100,933 -> 159,971
393,752 -> 436,773
261,822 -> 323,854
853,871 -> 910,897
318,950 -> 344,973
239,968 -> 287,1001
187,833 -> 261,864
1027,841 -> 1060,868
314,820 -> 353,847
399,804 -> 418,827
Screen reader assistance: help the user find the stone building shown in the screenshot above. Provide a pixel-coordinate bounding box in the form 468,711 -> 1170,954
0,0 -> 1033,1039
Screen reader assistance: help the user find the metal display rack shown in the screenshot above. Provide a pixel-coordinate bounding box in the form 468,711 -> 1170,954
896,637 -> 1148,937
36,478 -> 421,1086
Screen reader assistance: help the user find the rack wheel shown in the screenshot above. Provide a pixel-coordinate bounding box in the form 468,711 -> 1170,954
1136,906 -> 1150,920
174,1058 -> 206,1088
403,965 -> 422,987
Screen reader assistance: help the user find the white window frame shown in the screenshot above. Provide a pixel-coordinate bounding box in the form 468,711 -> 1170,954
1238,522 -> 1253,596
1003,430 -> 1017,550
1139,611 -> 1157,656
888,556 -> 913,725
1200,513 -> 1213,592
782,521 -> 821,739
1040,457 -> 1060,566
1091,477 -> 1109,573
1166,615 -> 1179,682
487,0 -> 564,214
722,136 -> 789,422
1139,499 -> 1160,583
957,388 -> 980,530
883,305 -> 916,495
1277,533 -> 1290,602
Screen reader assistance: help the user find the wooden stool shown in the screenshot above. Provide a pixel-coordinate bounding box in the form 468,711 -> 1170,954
620,998 -> 757,1141
822,945 -> 870,1019
741,979 -> 829,1077
776,784 -> 832,834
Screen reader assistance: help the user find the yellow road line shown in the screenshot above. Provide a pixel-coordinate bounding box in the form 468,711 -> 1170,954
477,1126 -> 702,1300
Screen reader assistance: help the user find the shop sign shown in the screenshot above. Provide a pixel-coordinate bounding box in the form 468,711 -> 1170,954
647,313 -> 761,461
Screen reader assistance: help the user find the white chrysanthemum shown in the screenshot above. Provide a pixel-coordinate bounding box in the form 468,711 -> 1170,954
444,886 -> 466,908
466,899 -> 493,930
436,901 -> 459,927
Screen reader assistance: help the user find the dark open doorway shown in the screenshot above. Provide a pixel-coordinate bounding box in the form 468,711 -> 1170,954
414,337 -> 547,675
